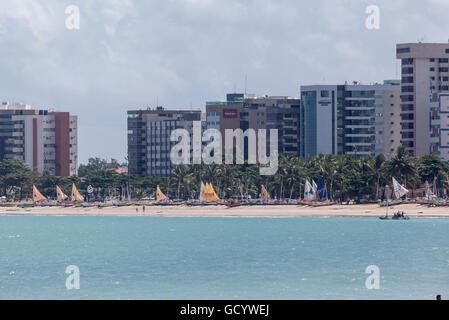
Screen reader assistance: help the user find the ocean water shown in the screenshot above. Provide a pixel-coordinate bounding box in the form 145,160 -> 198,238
0,216 -> 448,300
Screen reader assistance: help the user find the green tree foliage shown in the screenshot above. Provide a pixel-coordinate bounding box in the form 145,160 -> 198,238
1,147 -> 449,202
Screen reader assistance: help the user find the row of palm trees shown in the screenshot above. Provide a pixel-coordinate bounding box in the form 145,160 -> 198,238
168,146 -> 449,201
2,146 -> 447,202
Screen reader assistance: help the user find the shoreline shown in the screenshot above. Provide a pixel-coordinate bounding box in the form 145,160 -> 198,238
1,203 -> 448,218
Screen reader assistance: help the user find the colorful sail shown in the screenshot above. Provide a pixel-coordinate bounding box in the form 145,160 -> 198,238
33,185 -> 47,203
392,177 -> 408,199
156,185 -> 168,202
204,182 -> 220,202
316,179 -> 327,200
71,183 -> 84,202
261,185 -> 271,201
199,181 -> 205,202
56,185 -> 68,201
304,180 -> 315,201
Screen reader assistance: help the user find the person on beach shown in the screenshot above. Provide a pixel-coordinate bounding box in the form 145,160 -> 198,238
136,207 -> 138,213
142,205 -> 145,213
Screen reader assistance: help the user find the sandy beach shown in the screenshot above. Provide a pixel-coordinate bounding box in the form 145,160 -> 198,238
1,203 -> 448,218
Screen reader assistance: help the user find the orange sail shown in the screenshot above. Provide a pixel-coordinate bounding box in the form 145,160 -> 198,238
156,185 -> 168,202
204,182 -> 220,202
56,185 -> 68,201
261,185 -> 271,201
71,183 -> 84,202
33,185 -> 47,203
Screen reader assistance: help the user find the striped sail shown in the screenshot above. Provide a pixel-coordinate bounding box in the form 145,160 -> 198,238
33,185 -> 47,203
71,184 -> 84,202
56,185 -> 68,201
156,185 -> 168,202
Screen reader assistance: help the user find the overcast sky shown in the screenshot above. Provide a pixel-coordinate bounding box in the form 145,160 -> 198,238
1,0 -> 448,164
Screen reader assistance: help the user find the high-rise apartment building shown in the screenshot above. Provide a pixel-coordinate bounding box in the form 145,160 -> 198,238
396,43 -> 449,156
0,102 -> 78,176
206,93 -> 301,158
300,81 -> 401,158
430,93 -> 449,161
127,107 -> 204,177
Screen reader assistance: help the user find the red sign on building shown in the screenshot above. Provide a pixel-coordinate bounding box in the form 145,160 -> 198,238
223,109 -> 238,118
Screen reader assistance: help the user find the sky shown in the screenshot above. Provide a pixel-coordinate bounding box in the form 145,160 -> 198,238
0,0 -> 448,164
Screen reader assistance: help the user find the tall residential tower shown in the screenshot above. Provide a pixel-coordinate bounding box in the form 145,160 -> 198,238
300,81 -> 401,158
0,102 -> 78,176
396,43 -> 449,156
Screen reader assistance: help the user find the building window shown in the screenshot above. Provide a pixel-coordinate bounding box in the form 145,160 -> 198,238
402,58 -> 413,65
401,104 -> 414,111
439,67 -> 449,72
320,90 -> 330,98
397,47 -> 411,54
402,76 -> 414,83
402,67 -> 413,74
439,58 -> 449,63
401,95 -> 414,102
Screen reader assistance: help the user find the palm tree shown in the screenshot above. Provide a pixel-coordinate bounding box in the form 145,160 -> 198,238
385,146 -> 417,188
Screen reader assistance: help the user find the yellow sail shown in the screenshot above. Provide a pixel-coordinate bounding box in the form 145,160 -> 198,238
204,182 -> 220,202
71,183 -> 84,202
261,185 -> 271,201
56,185 -> 68,201
33,185 -> 47,203
156,185 -> 168,202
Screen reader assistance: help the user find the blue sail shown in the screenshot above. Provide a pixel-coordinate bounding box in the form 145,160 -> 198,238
316,179 -> 327,200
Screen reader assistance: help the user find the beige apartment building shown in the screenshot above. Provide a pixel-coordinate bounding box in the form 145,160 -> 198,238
397,43 -> 449,157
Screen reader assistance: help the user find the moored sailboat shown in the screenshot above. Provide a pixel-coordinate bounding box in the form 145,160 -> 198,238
56,185 -> 69,202
33,185 -> 47,204
71,183 -> 84,203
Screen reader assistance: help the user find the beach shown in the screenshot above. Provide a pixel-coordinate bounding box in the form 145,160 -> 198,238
1,203 -> 448,218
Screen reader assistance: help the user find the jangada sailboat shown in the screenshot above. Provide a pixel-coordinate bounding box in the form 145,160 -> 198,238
261,185 -> 271,203
71,183 -> 84,203
299,179 -> 334,207
379,177 -> 410,220
33,185 -> 47,204
56,185 -> 68,202
156,185 -> 168,201
203,182 -> 220,203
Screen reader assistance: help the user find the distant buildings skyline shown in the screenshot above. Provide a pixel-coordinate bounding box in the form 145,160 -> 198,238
6,41 -> 449,177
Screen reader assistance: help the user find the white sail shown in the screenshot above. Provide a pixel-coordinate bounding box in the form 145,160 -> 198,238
312,180 -> 318,194
425,181 -> 436,199
392,177 -> 408,199
199,181 -> 205,202
304,180 -> 315,201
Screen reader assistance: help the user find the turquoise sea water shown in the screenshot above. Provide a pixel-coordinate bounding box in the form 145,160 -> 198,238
0,216 -> 448,299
